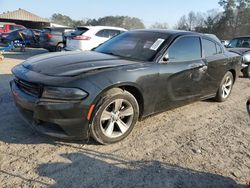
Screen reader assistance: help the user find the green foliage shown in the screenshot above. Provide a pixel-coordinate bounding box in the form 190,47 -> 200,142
150,22 -> 169,29
86,16 -> 145,30
176,0 -> 250,39
50,14 -> 145,30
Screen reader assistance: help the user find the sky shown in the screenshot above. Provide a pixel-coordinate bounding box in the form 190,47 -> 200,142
0,0 -> 222,28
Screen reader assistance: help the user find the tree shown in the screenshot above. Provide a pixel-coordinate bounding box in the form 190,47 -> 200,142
175,15 -> 189,30
86,16 -> 145,30
51,13 -> 74,27
150,22 -> 169,29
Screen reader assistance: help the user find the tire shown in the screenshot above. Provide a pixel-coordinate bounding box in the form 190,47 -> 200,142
247,98 -> 250,116
90,88 -> 139,144
242,65 -> 250,78
214,71 -> 234,102
55,43 -> 64,52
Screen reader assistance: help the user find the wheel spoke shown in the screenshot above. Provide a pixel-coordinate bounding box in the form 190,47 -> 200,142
225,80 -> 232,87
224,88 -> 230,95
116,119 -> 129,133
119,106 -> 133,117
114,99 -> 123,112
101,110 -> 112,121
105,121 -> 115,136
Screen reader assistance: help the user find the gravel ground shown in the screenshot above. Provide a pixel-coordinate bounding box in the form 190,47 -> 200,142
0,49 -> 249,188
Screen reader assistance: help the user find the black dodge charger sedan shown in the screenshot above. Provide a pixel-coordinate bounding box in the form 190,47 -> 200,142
11,30 -> 241,144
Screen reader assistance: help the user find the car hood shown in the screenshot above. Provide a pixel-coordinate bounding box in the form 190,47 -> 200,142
22,51 -> 139,76
227,48 -> 250,55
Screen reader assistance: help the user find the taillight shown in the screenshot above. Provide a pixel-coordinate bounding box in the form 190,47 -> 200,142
72,35 -> 91,40
46,33 -> 52,39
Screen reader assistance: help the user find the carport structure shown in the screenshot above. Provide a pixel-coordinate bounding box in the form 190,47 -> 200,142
0,8 -> 50,29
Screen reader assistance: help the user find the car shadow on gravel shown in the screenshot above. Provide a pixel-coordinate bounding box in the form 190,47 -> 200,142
36,149 -> 247,188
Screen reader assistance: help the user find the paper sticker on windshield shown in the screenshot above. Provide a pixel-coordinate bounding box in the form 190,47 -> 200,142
150,38 -> 165,51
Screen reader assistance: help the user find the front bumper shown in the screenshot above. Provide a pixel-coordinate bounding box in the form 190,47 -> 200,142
10,80 -> 90,140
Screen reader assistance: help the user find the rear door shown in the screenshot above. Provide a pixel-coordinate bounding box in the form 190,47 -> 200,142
156,35 -> 208,111
40,28 -> 51,43
201,37 -> 228,95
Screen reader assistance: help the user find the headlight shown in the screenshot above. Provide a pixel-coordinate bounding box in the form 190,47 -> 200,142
243,52 -> 250,63
42,87 -> 88,100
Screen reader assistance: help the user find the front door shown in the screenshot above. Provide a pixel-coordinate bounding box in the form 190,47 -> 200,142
155,35 -> 208,112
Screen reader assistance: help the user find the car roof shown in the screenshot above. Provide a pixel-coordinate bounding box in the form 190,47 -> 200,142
231,36 -> 250,39
133,29 -> 194,35
76,26 -> 127,31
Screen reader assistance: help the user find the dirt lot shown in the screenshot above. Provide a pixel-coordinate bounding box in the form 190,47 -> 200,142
0,49 -> 249,188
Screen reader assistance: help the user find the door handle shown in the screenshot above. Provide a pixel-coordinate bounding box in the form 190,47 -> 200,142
188,63 -> 203,69
199,65 -> 208,72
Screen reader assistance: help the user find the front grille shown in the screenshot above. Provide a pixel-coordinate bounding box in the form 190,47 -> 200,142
15,79 -> 42,97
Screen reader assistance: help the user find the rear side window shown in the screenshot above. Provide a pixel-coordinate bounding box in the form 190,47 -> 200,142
96,29 -> 121,38
9,25 -> 24,31
203,39 -> 222,57
203,39 -> 217,57
74,27 -> 89,36
42,28 -> 51,33
168,36 -> 201,62
216,44 -> 222,54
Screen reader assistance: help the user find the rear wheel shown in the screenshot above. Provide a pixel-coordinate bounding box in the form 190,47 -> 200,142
242,65 -> 250,78
90,88 -> 139,144
55,43 -> 64,52
214,71 -> 234,102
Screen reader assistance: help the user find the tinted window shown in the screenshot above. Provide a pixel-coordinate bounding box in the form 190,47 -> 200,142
74,27 -> 89,36
9,25 -> 23,31
96,29 -> 121,38
228,37 -> 250,48
203,39 -> 217,57
168,36 -> 201,61
95,31 -> 170,61
216,44 -> 222,54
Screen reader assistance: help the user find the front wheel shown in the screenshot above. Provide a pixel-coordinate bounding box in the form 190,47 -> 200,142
214,71 -> 234,102
242,65 -> 250,78
90,88 -> 139,145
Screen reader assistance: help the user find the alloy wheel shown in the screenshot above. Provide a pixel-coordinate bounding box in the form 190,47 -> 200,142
221,75 -> 233,99
100,99 -> 134,138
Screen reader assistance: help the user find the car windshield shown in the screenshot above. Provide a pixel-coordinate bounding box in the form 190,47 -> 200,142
94,31 -> 170,61
228,37 -> 250,48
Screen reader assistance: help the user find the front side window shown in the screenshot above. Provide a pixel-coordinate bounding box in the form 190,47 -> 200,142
168,36 -> 201,62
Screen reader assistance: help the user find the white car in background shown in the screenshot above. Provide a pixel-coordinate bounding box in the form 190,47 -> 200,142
65,26 -> 127,51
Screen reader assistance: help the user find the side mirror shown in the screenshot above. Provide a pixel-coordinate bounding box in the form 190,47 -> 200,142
161,53 -> 169,63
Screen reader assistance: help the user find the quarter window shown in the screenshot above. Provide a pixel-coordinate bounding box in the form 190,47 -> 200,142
168,36 -> 201,61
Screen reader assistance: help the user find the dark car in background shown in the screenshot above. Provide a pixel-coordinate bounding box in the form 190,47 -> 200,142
227,36 -> 250,77
0,29 -> 40,48
39,27 -> 73,52
10,30 -> 241,144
